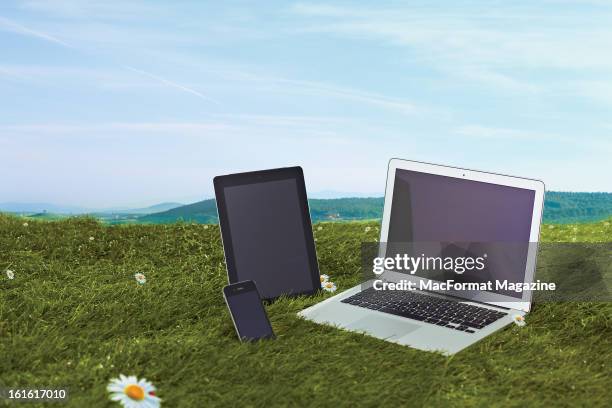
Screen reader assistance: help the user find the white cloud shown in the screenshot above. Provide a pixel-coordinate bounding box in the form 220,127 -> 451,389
216,71 -> 418,115
0,61 -> 421,116
450,66 -> 540,94
0,122 -> 235,137
277,78 -> 417,114
570,80 -> 612,106
0,16 -> 71,47
290,2 -> 612,94
455,124 -> 611,153
18,0 -> 166,21
455,125 -> 553,140
124,66 -> 221,105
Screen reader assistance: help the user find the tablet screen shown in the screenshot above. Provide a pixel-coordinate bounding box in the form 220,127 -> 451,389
217,171 -> 318,299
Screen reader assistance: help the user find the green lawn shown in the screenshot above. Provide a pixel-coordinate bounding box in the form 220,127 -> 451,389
1,215 -> 611,407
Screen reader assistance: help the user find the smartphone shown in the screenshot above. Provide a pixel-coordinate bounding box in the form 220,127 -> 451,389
223,280 -> 275,342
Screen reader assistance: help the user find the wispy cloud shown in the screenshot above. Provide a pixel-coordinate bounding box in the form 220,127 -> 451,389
18,0 -> 166,21
0,16 -> 71,47
124,66 -> 221,105
0,122 -> 232,135
0,116 -> 356,140
279,78 -> 417,114
455,125 -> 553,140
454,124 -> 612,153
450,67 -> 539,94
570,80 -> 612,106
290,2 -> 612,92
0,14 -> 220,106
221,70 -> 418,114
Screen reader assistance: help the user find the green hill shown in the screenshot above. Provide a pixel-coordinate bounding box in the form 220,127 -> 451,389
139,192 -> 612,224
138,197 -> 384,224
139,199 -> 219,223
544,192 -> 612,223
25,212 -> 69,221
309,197 -> 384,220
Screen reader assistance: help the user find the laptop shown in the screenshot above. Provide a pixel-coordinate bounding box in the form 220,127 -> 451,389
299,159 -> 545,354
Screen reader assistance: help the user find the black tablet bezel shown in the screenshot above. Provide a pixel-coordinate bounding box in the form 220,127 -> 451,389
214,166 -> 320,300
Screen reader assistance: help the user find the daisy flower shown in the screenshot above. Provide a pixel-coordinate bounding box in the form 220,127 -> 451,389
89,236 -> 95,242
320,274 -> 329,285
134,273 -> 146,285
322,281 -> 337,293
512,315 -> 526,327
317,226 -> 323,231
23,222 -> 29,227
107,374 -> 160,408
204,225 -> 209,230
5,269 -> 15,280
365,226 -> 371,232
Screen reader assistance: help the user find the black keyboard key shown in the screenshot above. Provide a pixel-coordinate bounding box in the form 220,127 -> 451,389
341,288 -> 506,331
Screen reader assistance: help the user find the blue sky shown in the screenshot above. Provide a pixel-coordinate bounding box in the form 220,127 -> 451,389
1,0 -> 611,208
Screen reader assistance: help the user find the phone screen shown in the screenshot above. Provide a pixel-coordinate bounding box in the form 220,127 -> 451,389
224,281 -> 275,341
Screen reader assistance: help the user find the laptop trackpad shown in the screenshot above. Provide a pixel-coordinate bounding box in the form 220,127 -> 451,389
346,315 -> 420,339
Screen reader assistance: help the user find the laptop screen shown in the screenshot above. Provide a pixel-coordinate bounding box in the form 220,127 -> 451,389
386,168 -> 536,298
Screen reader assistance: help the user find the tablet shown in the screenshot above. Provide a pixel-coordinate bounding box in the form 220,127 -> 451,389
214,167 -> 320,300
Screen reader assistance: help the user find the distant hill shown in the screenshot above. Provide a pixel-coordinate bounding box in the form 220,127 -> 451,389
543,192 -> 612,223
139,199 -> 219,223
308,197 -> 384,220
138,197 -> 384,224
0,202 -> 89,214
138,192 -> 612,224
25,212 -> 69,221
99,202 -> 184,215
0,202 -> 183,216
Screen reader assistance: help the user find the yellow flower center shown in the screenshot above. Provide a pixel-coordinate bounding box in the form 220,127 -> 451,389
124,384 -> 145,401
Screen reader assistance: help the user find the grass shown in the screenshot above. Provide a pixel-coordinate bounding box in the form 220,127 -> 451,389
0,215 -> 611,407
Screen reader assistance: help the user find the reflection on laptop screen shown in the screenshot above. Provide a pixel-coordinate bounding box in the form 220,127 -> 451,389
387,169 -> 536,298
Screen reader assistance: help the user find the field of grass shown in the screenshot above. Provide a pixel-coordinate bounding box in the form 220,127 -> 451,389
1,215 -> 611,407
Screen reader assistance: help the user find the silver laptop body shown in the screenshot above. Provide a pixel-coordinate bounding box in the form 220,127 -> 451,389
299,159 -> 545,355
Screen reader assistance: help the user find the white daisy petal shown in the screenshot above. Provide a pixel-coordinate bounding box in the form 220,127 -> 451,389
107,375 -> 160,408
322,281 -> 337,292
134,273 -> 147,285
513,315 -> 526,327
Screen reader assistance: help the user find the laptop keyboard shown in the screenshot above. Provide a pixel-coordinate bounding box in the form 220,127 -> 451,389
341,288 -> 507,333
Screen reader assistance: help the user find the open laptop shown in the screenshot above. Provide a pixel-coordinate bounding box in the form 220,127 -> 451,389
299,159 -> 545,354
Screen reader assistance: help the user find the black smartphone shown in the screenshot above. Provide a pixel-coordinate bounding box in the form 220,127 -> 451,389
223,280 -> 275,342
